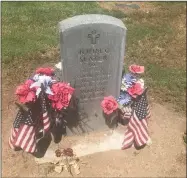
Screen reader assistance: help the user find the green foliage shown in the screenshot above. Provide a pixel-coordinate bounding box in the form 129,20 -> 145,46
2,2 -> 126,63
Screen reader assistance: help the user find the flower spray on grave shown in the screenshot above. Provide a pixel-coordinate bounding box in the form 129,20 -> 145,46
101,96 -> 119,129
9,67 -> 75,154
100,64 -> 152,150
118,64 -> 145,122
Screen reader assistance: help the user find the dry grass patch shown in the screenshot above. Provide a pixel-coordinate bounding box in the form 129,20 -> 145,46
98,1 -> 157,14
2,47 -> 60,88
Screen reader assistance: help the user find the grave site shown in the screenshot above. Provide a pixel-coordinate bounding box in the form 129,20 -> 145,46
2,2 -> 186,177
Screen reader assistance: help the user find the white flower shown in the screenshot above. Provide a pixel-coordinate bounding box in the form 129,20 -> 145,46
136,78 -> 144,89
121,84 -> 128,91
121,80 -> 132,91
30,74 -> 56,97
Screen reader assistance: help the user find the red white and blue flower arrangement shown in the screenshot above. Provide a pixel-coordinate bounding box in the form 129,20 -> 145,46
9,64 -> 151,154
101,64 -> 152,149
15,67 -> 74,109
9,67 -> 75,154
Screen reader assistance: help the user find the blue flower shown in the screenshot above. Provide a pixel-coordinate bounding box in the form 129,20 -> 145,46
117,92 -> 132,105
120,73 -> 137,91
122,73 -> 137,84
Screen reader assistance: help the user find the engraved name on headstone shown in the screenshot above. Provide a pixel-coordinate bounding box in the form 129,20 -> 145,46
59,14 -> 126,133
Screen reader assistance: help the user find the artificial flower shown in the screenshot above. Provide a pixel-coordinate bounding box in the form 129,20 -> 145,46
129,64 -> 144,74
30,74 -> 55,97
121,80 -> 128,91
48,82 -> 75,110
117,92 -> 132,106
122,73 -> 137,83
35,67 -> 54,76
121,73 -> 137,91
15,79 -> 36,103
101,96 -> 118,115
127,83 -> 144,98
136,78 -> 144,89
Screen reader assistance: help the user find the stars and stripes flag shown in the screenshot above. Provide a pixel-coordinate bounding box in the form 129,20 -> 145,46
9,92 -> 51,153
120,105 -> 132,120
9,109 -> 39,153
121,90 -> 151,149
40,92 -> 50,133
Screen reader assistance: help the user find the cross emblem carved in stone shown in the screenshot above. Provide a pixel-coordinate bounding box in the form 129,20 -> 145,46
88,30 -> 100,44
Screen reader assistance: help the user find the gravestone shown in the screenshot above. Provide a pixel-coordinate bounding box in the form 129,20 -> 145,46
59,14 -> 126,134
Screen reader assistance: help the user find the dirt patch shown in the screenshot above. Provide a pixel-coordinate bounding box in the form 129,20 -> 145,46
2,76 -> 186,177
176,152 -> 186,165
98,2 -> 156,14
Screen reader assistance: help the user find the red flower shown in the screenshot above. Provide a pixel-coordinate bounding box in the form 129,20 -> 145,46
129,64 -> 144,74
101,96 -> 118,115
35,67 -> 54,76
48,82 -> 74,110
127,83 -> 143,98
15,79 -> 36,103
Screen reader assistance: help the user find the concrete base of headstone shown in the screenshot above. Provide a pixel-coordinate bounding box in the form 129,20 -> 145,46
35,124 -> 126,165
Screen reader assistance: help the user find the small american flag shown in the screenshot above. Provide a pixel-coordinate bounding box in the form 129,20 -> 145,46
9,91 -> 51,153
9,109 -> 38,153
122,90 -> 151,149
40,92 -> 50,133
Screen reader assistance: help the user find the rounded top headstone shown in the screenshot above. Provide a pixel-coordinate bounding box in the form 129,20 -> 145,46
58,14 -> 127,134
59,14 -> 126,32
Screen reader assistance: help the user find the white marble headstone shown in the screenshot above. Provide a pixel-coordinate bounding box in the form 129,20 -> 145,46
59,14 -> 127,133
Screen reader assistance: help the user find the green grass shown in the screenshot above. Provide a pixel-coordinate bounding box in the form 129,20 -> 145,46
122,2 -> 186,112
2,2 -> 126,63
2,2 -> 186,113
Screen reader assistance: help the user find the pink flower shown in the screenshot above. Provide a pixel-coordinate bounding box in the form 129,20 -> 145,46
15,79 -> 36,103
129,64 -> 144,74
101,96 -> 118,115
35,67 -> 54,76
48,82 -> 75,110
127,83 -> 144,98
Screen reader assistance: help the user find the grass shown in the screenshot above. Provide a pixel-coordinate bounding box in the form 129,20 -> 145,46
121,2 -> 186,113
2,2 -> 186,113
2,2 -> 125,63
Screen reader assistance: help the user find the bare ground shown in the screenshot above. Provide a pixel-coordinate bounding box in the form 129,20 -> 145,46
2,84 -> 186,177
98,1 -> 156,14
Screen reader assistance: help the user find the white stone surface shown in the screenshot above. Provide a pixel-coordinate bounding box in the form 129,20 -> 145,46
35,129 -> 124,165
